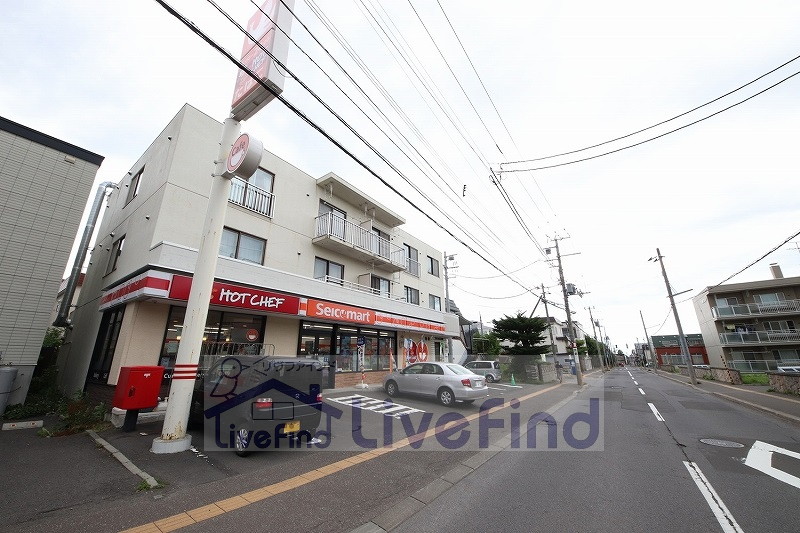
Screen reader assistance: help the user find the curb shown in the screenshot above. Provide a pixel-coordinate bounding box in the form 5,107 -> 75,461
86,430 -> 160,488
656,373 -> 800,426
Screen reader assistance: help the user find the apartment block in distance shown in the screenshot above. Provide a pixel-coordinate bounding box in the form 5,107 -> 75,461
57,104 -> 458,398
0,116 -> 103,406
693,263 -> 800,372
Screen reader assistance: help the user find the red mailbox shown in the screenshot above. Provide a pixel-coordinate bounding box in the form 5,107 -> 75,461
113,366 -> 164,411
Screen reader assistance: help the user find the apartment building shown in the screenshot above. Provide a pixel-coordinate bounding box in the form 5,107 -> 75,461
692,263 -> 800,371
57,104 -> 457,396
0,116 -> 103,405
649,334 -> 708,366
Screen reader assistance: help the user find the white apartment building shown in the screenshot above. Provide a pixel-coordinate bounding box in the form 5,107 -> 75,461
0,116 -> 103,406
693,263 -> 800,371
57,105 -> 458,396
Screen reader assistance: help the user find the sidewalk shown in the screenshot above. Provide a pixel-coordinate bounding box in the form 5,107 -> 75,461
656,369 -> 800,424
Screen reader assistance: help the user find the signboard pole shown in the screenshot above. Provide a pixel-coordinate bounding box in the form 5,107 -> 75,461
152,117 -> 241,453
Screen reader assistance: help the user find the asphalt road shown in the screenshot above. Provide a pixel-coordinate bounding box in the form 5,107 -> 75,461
393,367 -> 800,533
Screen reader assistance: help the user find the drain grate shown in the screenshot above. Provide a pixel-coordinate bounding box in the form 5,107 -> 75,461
700,438 -> 744,448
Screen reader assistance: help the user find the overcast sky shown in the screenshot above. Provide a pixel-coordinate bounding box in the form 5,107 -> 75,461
2,1 -> 799,352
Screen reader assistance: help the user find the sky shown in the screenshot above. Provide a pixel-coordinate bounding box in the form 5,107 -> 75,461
2,0 -> 799,353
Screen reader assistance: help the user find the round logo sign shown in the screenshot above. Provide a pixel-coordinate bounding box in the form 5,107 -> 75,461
246,329 -> 259,342
225,133 -> 263,178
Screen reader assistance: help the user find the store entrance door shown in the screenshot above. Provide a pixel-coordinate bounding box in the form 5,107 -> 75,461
299,328 -> 335,388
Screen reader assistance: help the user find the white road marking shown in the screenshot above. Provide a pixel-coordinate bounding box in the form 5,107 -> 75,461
627,371 -> 632,377
633,380 -> 639,385
493,383 -> 523,389
327,394 -> 425,418
638,388 -> 646,395
648,402 -> 665,422
683,461 -> 744,533
487,386 -> 506,391
744,440 -> 800,490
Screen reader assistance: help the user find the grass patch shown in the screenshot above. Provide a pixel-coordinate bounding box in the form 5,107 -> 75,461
741,373 -> 769,385
136,479 -> 165,492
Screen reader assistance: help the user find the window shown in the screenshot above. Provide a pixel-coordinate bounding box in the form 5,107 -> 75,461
371,227 -> 390,258
87,306 -> 125,383
427,256 -> 440,277
405,244 -> 420,276
105,235 -> 125,275
125,167 -> 143,205
405,286 -> 419,305
220,227 -> 266,264
764,320 -> 796,331
371,275 -> 391,297
230,167 -> 274,216
715,296 -> 739,307
755,293 -> 786,304
429,294 -> 441,310
314,257 -> 344,284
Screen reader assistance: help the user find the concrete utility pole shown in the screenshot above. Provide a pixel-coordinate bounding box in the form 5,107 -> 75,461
540,284 -> 558,363
653,248 -> 697,385
587,306 -> 605,372
554,237 -> 583,386
444,251 -> 454,363
639,310 -> 657,374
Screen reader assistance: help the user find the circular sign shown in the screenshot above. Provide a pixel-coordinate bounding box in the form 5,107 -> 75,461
226,133 -> 263,178
246,329 -> 259,341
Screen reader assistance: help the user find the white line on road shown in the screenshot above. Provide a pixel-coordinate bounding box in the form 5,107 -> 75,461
493,383 -> 523,388
633,380 -> 639,385
627,371 -> 632,377
683,461 -> 744,533
638,388 -> 646,395
744,440 -> 800,489
487,386 -> 506,391
648,402 -> 665,422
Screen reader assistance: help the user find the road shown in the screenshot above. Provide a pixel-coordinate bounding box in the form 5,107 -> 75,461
393,367 -> 800,533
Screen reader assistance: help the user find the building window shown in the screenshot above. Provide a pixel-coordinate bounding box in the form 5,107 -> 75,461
371,275 -> 391,297
427,256 -> 440,277
314,257 -> 344,284
429,294 -> 441,310
125,167 -> 144,205
405,244 -> 420,276
220,227 -> 266,264
105,235 -> 125,275
87,306 -> 125,383
319,200 -> 346,240
755,293 -> 786,304
405,286 -> 420,305
229,168 -> 275,217
371,227 -> 390,258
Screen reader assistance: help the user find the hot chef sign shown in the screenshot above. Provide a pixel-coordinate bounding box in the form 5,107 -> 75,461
168,275 -> 300,315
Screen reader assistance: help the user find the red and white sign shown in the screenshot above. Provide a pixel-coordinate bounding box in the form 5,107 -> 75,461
225,133 -> 263,179
99,270 -> 172,311
169,275 -> 300,315
305,299 -> 373,325
246,329 -> 260,341
417,342 -> 429,362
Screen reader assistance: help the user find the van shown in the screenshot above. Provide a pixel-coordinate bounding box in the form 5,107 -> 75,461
463,360 -> 502,383
190,355 -> 324,456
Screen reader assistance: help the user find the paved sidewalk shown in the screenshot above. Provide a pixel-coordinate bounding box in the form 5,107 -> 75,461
655,369 -> 800,424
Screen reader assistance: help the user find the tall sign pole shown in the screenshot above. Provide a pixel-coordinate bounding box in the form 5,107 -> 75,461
654,248 -> 697,385
444,252 -> 454,363
554,238 -> 583,386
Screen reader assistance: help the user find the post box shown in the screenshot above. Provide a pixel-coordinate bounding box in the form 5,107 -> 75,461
113,366 -> 164,411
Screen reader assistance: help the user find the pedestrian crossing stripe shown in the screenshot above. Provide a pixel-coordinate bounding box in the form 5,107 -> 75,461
327,394 -> 425,418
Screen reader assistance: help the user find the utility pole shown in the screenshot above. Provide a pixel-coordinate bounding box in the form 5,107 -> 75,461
587,306 -> 605,372
639,310 -> 657,373
653,248 -> 697,385
540,284 -> 558,363
554,237 -> 583,386
444,252 -> 454,363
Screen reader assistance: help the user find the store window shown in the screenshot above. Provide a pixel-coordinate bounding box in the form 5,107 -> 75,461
87,306 -> 125,383
220,227 -> 266,265
298,322 -> 396,372
159,306 -> 267,371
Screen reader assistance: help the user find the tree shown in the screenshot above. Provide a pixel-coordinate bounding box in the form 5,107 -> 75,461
492,313 -> 549,378
472,331 -> 501,358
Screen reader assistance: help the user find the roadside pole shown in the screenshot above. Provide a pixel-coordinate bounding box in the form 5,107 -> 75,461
444,252 -> 454,363
554,237 -> 583,386
587,306 -> 605,372
639,310 -> 657,374
152,117 -> 241,453
540,284 -> 558,363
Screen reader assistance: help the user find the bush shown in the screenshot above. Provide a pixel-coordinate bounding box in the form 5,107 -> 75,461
741,373 -> 769,386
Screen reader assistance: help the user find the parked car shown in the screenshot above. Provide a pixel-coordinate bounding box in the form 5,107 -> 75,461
463,360 -> 502,383
383,362 -> 489,406
190,355 -> 324,456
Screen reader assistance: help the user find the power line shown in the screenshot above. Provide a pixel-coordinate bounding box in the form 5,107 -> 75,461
498,68 -> 800,174
502,53 -> 800,166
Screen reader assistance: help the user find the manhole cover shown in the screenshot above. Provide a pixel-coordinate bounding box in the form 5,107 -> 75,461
700,438 -> 744,448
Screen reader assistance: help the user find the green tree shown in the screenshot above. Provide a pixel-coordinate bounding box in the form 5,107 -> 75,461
492,313 -> 549,379
472,331 -> 501,358
576,339 -> 588,356
42,327 -> 65,349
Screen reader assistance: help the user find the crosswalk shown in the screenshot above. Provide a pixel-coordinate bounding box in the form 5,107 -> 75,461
326,394 -> 426,418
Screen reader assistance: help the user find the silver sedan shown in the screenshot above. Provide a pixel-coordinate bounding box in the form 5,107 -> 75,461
383,362 -> 489,406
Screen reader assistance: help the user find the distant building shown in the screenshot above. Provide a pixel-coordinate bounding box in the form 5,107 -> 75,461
650,334 -> 708,366
542,316 -> 588,364
693,263 -> 800,371
0,116 -> 103,405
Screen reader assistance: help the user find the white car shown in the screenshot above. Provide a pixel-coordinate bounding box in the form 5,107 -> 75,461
463,360 -> 502,383
383,362 -> 489,406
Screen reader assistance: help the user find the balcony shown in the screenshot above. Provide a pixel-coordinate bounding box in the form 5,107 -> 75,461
712,298 -> 800,319
313,213 -> 407,273
315,275 -> 406,301
228,177 -> 274,217
719,329 -> 800,346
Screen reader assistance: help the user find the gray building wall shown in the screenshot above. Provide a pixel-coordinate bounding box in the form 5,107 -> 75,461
0,116 -> 102,405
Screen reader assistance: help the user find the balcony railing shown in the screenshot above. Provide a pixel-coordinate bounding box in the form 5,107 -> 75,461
315,275 -> 406,301
406,257 -> 420,277
726,359 -> 800,373
229,177 -> 274,217
720,330 -> 800,345
313,213 -> 407,272
712,298 -> 800,319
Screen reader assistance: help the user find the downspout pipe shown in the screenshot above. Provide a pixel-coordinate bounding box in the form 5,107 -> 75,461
53,181 -> 115,328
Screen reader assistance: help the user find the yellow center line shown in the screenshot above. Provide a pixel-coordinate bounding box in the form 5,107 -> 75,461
120,382 -> 567,533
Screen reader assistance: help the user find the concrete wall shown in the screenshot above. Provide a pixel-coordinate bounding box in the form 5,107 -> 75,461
768,372 -> 800,395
